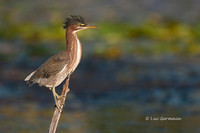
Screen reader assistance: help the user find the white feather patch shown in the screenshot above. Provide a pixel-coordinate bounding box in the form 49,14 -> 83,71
74,35 -> 82,68
25,71 -> 36,81
59,65 -> 67,74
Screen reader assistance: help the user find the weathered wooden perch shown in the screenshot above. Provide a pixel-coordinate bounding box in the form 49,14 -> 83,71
49,77 -> 70,133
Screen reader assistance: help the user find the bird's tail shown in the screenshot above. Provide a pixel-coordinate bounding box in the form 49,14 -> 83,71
25,71 -> 36,86
27,80 -> 35,86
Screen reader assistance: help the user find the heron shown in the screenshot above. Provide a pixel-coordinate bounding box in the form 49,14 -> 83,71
25,15 -> 97,109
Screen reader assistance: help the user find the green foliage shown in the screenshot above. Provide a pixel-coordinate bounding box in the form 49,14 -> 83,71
0,12 -> 200,58
94,20 -> 200,58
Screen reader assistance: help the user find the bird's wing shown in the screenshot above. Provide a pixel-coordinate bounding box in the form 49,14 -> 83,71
29,52 -> 69,81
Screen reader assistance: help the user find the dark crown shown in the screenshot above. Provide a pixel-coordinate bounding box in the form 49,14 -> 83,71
63,15 -> 86,29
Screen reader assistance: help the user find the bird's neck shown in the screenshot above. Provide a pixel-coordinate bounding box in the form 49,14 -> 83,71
65,29 -> 82,64
65,29 -> 82,52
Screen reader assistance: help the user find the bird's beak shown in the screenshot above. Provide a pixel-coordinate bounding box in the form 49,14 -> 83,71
85,25 -> 98,28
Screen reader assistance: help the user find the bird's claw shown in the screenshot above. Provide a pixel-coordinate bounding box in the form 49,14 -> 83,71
54,104 -> 63,113
55,94 -> 66,112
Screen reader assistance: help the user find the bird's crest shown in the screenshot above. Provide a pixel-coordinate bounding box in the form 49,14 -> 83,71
63,15 -> 86,29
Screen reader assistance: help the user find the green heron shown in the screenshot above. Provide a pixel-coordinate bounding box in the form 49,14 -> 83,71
25,15 -> 97,109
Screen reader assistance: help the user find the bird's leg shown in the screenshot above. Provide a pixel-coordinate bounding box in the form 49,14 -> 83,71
52,87 -> 66,111
52,87 -> 62,111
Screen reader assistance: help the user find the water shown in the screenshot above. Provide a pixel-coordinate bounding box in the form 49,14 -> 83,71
0,89 -> 200,133
1,56 -> 200,133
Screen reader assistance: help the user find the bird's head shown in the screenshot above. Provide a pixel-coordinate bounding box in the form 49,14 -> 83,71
63,15 -> 97,33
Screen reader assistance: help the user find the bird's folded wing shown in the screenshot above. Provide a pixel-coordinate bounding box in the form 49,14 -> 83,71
30,52 -> 69,80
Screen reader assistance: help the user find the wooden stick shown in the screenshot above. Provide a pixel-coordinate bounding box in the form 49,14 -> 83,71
49,77 -> 70,133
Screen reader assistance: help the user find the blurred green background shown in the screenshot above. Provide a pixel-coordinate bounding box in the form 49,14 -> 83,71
0,0 -> 200,133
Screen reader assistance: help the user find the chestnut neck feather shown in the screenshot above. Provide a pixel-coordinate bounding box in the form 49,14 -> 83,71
65,27 -> 82,72
65,28 -> 78,51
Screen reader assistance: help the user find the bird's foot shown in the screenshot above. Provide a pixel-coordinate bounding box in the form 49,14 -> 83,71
54,94 -> 66,112
54,99 -> 62,113
56,94 -> 66,106
52,87 -> 66,112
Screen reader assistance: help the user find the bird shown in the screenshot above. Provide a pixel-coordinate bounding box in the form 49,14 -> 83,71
25,15 -> 97,109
